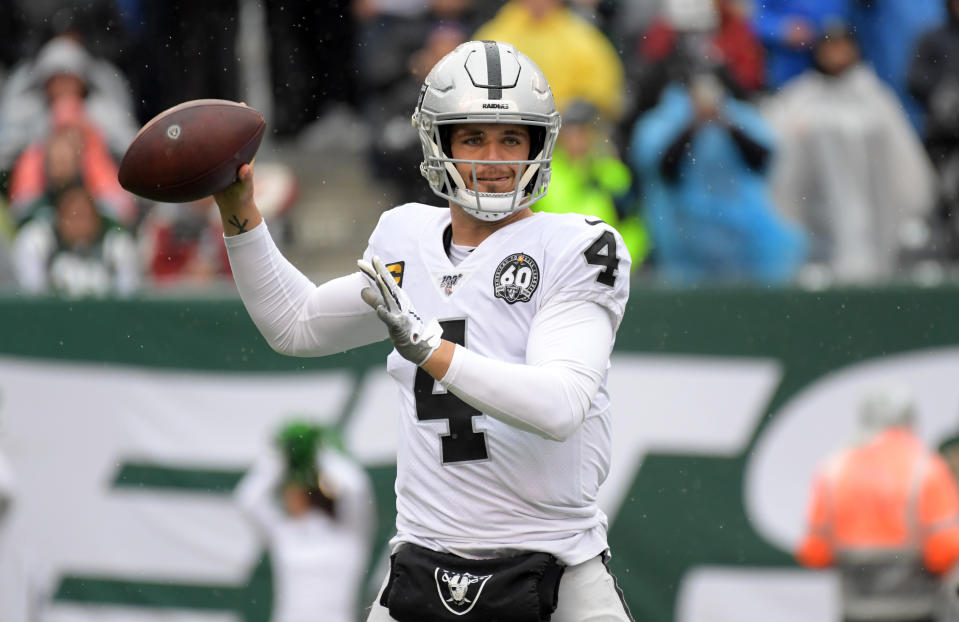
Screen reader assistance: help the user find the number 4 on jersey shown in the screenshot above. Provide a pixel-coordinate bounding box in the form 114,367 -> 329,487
413,319 -> 489,464
584,229 -> 619,287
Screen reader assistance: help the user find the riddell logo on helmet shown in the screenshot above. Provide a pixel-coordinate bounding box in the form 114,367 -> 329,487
482,103 -> 510,109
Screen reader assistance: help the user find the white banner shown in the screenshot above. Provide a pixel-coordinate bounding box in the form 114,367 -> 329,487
4,348 -> 959,621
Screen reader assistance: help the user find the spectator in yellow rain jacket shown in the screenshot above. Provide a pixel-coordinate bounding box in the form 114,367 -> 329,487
474,0 -> 625,121
533,100 -> 648,270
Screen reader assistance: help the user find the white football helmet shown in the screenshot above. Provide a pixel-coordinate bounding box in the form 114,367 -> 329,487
412,40 -> 561,221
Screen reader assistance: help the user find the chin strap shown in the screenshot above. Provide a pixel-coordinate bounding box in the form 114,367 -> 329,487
454,189 -> 515,221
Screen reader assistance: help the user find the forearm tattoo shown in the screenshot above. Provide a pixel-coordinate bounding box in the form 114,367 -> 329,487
228,214 -> 250,234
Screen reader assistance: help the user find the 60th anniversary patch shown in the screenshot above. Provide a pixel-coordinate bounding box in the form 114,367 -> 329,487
493,253 -> 539,304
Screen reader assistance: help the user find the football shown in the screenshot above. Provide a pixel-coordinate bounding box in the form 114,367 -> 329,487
118,99 -> 266,203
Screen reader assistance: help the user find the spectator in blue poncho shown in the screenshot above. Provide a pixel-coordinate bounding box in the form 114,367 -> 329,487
629,68 -> 806,284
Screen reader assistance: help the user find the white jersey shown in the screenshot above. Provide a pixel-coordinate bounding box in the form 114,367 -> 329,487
363,203 -> 629,564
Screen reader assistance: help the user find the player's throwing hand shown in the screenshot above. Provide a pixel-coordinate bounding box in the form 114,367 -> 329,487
358,256 -> 443,365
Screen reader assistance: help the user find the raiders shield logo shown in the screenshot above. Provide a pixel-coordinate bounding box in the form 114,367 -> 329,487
434,567 -> 492,616
493,253 -> 540,304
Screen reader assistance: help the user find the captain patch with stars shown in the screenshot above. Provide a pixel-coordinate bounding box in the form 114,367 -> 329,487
493,252 -> 540,304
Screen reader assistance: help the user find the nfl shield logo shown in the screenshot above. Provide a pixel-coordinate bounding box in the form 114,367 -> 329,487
439,273 -> 463,297
434,567 -> 492,616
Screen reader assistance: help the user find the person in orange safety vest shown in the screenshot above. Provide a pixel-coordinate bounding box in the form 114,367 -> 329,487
797,383 -> 959,622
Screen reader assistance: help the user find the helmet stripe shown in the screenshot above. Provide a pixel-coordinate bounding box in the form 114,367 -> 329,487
483,40 -> 502,100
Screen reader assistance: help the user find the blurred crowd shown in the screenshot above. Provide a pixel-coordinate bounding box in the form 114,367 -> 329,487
0,0 -> 958,296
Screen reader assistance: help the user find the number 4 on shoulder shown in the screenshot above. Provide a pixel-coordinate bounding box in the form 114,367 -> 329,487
583,229 -> 619,287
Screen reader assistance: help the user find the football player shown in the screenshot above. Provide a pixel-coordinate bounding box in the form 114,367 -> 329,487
214,40 -> 633,622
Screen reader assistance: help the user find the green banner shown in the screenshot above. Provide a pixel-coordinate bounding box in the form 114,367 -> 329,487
1,285 -> 957,622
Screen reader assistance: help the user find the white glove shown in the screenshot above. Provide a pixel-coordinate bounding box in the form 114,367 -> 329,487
358,256 -> 443,365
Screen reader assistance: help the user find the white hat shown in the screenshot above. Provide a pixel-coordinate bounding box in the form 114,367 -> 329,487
664,0 -> 718,32
32,36 -> 90,87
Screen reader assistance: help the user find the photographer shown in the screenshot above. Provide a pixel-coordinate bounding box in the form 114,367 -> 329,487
629,63 -> 805,283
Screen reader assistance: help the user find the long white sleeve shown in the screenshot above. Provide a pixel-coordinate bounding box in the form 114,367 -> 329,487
223,223 -> 386,356
11,221 -> 53,293
317,449 -> 375,538
439,299 -> 614,441
233,449 -> 285,533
